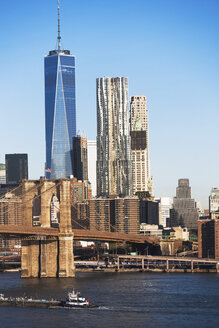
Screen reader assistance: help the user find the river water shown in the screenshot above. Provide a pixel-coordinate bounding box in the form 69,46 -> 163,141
0,272 -> 218,328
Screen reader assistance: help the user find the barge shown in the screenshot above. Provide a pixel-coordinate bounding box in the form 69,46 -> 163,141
0,292 -> 98,309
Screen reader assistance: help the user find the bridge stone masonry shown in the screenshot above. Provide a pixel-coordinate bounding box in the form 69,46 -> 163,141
21,179 -> 75,278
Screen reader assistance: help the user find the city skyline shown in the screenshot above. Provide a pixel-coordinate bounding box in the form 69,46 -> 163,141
0,0 -> 219,207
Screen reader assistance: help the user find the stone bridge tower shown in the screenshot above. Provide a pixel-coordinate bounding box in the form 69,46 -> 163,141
21,178 -> 75,278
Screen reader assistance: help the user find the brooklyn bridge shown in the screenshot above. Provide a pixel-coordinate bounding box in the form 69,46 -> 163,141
0,179 -> 159,278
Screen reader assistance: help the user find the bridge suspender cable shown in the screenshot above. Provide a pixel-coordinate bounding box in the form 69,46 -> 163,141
0,181 -> 45,217
0,182 -> 61,223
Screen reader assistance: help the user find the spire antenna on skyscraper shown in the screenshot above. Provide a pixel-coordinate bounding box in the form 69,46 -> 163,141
57,0 -> 61,52
45,1 -> 76,179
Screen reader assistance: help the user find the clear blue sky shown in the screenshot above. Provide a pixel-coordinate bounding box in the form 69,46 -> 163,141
0,0 -> 218,208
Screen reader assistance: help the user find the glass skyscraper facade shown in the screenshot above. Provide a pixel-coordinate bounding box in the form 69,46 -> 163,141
45,49 -> 76,179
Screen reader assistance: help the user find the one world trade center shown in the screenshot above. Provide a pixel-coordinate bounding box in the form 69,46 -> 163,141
45,1 -> 76,179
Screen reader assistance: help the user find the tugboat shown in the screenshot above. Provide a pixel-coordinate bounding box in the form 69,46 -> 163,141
63,290 -> 90,307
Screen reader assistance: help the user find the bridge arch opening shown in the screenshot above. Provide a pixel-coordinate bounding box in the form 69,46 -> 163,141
50,194 -> 60,228
32,194 -> 41,226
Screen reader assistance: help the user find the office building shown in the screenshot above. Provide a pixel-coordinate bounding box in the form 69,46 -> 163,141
198,218 -> 219,259
130,95 -> 153,195
158,197 -> 173,227
196,201 -> 204,217
140,200 -> 159,225
72,200 -> 90,230
140,224 -> 163,237
0,164 -> 6,184
88,196 -> 139,234
73,136 -> 88,182
170,179 -> 199,231
45,3 -> 76,179
0,193 -> 22,249
5,154 -> 28,184
209,188 -> 219,218
0,184 -> 19,197
96,77 -> 132,197
70,177 -> 91,205
87,140 -> 96,196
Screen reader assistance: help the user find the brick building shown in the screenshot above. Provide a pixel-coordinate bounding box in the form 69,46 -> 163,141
198,219 -> 219,259
0,193 -> 22,249
88,196 -> 139,234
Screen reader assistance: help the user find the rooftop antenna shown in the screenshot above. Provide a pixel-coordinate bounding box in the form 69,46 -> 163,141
57,0 -> 61,52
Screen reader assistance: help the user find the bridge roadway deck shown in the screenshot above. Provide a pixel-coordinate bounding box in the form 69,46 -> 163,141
0,225 -> 159,245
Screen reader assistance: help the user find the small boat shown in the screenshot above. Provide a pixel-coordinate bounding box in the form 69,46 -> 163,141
63,290 -> 90,307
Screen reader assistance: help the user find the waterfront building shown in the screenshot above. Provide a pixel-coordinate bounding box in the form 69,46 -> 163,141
5,154 -> 28,184
209,188 -> 219,218
87,140 -> 97,197
73,136 -> 88,182
45,3 -> 76,179
130,95 -> 153,196
170,179 -> 199,231
0,164 -> 6,184
88,196 -> 139,234
96,77 -> 132,197
198,218 -> 219,259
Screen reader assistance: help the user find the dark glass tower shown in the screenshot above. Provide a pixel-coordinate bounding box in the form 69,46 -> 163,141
73,136 -> 88,182
5,154 -> 28,184
45,1 -> 76,179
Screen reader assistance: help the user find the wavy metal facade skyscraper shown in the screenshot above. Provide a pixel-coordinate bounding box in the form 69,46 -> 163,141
45,1 -> 76,179
96,77 -> 132,197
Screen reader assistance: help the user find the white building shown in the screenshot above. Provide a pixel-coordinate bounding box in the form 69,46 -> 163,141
170,226 -> 189,241
130,96 -> 153,195
159,197 -> 173,227
209,188 -> 219,214
0,164 -> 6,184
196,201 -> 204,217
87,140 -> 97,196
140,224 -> 162,237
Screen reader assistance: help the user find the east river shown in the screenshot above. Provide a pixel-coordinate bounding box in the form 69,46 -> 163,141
0,272 -> 218,328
